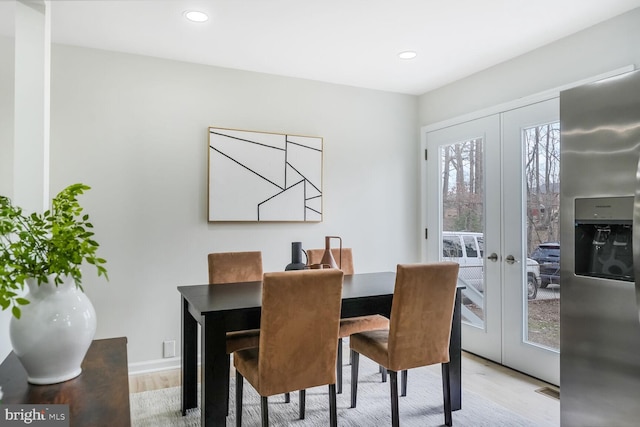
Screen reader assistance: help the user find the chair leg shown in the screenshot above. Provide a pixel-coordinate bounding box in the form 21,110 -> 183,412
235,370 -> 243,427
329,383 -> 337,427
381,367 -> 387,383
285,392 -> 290,403
442,362 -> 453,426
226,354 -> 231,416
299,389 -> 306,419
390,370 -> 400,427
401,370 -> 408,397
337,338 -> 343,394
261,396 -> 269,427
350,349 -> 359,408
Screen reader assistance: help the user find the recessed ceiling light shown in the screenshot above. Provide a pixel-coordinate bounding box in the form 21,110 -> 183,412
398,51 -> 417,60
184,10 -> 209,23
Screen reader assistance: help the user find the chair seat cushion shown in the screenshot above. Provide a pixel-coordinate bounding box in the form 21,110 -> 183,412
226,329 -> 260,354
234,347 -> 261,389
339,315 -> 389,338
235,346 -> 317,397
350,329 -> 390,368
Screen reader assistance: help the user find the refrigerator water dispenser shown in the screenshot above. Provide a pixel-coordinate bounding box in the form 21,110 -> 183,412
574,197 -> 634,282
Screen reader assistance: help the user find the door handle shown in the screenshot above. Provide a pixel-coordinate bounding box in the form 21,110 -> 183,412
487,253 -> 499,262
505,255 -> 519,265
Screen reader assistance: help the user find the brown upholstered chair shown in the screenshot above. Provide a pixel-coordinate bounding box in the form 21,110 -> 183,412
209,251 -> 264,285
307,247 -> 389,394
234,269 -> 344,427
208,251 -> 268,414
349,262 -> 459,427
208,251 -> 263,353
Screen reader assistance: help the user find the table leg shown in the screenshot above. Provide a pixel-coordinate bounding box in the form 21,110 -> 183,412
201,313 -> 229,426
181,296 -> 198,414
449,288 -> 462,411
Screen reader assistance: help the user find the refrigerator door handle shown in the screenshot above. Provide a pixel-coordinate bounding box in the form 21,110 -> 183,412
633,155 -> 640,323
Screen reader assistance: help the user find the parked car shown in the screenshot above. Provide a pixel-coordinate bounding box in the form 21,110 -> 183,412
442,231 -> 540,299
530,242 -> 560,288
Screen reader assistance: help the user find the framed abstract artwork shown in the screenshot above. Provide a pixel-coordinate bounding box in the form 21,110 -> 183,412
208,127 -> 323,222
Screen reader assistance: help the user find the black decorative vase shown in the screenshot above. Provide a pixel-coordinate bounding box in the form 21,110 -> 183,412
285,242 -> 307,270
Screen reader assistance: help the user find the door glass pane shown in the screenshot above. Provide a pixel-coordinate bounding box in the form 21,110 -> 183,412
524,123 -> 560,350
440,138 -> 485,327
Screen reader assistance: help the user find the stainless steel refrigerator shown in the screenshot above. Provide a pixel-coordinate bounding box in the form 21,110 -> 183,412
560,69 -> 640,427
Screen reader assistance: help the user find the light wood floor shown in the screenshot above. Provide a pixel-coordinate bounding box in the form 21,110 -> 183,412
129,351 -> 560,426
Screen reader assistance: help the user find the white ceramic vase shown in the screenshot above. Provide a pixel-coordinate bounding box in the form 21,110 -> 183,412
9,274 -> 97,385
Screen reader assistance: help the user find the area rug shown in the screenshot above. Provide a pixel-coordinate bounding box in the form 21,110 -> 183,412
130,357 -> 536,427
131,358 -> 538,426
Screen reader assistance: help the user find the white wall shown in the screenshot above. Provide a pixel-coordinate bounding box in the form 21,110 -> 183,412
0,36 -> 13,198
0,31 -> 13,361
40,44 -> 419,368
418,8 -> 640,126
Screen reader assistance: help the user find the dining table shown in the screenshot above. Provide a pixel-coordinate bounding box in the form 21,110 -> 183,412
179,271 -> 464,426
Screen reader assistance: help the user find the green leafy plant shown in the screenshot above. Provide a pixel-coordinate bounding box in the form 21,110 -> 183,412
0,183 -> 108,318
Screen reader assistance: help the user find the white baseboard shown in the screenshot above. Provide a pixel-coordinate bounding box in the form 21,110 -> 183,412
128,356 -> 200,375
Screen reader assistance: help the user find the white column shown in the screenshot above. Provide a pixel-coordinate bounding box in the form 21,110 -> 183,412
13,0 -> 50,212
1,0 -> 51,361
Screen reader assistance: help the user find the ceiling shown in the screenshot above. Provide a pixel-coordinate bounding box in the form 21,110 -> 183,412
1,0 -> 640,95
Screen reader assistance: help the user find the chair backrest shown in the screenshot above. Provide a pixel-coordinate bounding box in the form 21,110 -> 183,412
258,269 -> 344,396
306,248 -> 354,275
207,251 -> 263,284
387,262 -> 459,372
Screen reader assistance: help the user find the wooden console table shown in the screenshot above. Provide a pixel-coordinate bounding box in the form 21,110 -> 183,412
0,337 -> 131,427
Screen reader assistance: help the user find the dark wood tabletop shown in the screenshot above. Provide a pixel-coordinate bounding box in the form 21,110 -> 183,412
0,337 -> 131,427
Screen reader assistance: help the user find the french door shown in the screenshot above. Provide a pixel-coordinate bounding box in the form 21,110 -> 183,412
422,98 -> 560,385
502,98 -> 559,384
424,115 -> 502,361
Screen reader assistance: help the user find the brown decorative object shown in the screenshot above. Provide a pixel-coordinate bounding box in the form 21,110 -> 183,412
350,262 -> 460,427
0,337 -> 131,427
234,269 -> 344,426
306,248 -> 353,274
320,236 -> 341,269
